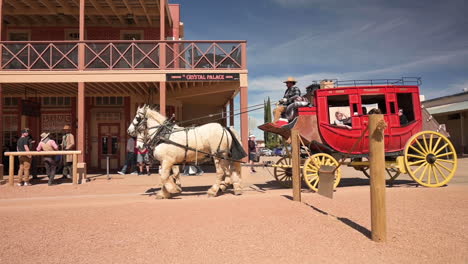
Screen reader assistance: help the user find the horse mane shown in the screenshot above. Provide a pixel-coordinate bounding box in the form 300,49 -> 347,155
145,106 -> 167,122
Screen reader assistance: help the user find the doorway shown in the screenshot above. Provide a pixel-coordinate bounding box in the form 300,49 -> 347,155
98,123 -> 120,170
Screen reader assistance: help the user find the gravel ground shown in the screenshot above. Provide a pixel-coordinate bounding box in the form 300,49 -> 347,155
0,157 -> 467,264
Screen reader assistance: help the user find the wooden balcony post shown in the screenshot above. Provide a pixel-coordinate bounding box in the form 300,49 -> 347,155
78,82 -> 85,162
160,82 -> 166,116
241,42 -> 247,69
0,0 -> 3,70
240,85 -> 249,179
0,84 -> 3,165
160,0 -> 166,40
79,0 -> 85,70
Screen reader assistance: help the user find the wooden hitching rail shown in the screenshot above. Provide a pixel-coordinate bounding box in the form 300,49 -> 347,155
4,151 -> 82,186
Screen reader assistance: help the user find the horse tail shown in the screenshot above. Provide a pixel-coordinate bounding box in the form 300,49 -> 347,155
226,127 -> 247,160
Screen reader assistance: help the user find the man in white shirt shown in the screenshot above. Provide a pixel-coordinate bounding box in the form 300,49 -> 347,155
118,137 -> 138,175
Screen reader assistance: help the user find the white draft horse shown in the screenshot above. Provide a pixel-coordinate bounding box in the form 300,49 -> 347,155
128,105 -> 244,199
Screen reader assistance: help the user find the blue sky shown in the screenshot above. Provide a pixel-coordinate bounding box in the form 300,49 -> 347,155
175,0 -> 468,140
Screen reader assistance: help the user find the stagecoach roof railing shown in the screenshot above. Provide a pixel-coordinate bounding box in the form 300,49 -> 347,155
312,77 -> 422,87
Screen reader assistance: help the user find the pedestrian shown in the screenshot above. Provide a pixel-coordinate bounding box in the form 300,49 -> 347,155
60,124 -> 75,180
248,134 -> 258,173
118,136 -> 138,175
27,134 -> 39,180
36,132 -> 59,186
136,146 -> 151,176
16,129 -> 32,186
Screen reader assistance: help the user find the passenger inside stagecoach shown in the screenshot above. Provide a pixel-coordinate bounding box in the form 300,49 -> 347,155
333,111 -> 352,129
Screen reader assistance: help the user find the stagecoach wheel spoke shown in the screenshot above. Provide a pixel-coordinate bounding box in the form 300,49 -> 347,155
274,157 -> 293,188
404,131 -> 458,187
302,153 -> 341,192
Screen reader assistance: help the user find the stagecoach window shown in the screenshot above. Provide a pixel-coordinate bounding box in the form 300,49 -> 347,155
361,95 -> 387,114
327,95 -> 351,124
397,93 -> 415,122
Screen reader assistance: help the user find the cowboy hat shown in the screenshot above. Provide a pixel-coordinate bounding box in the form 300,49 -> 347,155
283,77 -> 297,83
40,132 -> 50,141
249,134 -> 256,138
63,125 -> 71,130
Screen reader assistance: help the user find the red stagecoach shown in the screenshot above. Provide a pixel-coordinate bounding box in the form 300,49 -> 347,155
259,78 -> 458,190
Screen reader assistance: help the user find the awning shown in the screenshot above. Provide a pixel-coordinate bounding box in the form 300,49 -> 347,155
426,101 -> 468,115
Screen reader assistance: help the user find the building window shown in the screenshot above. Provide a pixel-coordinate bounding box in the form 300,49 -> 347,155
361,94 -> 387,114
3,115 -> 18,150
3,97 -> 19,107
42,97 -> 72,106
8,30 -> 31,41
95,96 -> 124,106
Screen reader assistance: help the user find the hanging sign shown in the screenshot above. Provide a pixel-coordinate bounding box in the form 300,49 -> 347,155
167,73 -> 240,81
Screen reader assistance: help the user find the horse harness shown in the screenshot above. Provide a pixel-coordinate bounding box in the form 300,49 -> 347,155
142,119 -> 242,164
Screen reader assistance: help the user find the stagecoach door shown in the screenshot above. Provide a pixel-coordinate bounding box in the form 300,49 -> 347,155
98,124 -> 120,170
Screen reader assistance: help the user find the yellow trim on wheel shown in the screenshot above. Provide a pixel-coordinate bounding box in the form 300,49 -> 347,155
302,153 -> 341,191
404,131 -> 458,187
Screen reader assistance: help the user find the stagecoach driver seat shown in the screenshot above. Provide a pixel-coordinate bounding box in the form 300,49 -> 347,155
273,77 -> 308,123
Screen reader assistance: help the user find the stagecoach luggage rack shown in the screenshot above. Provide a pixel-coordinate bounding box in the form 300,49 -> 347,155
333,77 -> 422,87
308,77 -> 421,88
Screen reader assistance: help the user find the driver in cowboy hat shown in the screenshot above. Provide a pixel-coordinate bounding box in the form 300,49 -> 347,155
273,77 -> 302,123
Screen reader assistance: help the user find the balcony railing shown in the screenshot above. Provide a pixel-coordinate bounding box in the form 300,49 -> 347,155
0,40 -> 246,71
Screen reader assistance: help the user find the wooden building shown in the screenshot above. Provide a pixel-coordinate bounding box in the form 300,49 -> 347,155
0,0 -> 249,172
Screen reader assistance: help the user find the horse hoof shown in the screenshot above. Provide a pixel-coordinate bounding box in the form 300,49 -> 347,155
155,191 -> 171,199
207,189 -> 218,197
219,184 -> 228,192
234,189 -> 243,196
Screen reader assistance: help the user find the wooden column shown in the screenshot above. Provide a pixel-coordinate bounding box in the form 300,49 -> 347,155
78,0 -> 85,69
369,114 -> 387,242
78,82 -> 85,162
160,0 -> 166,40
229,98 -> 234,126
0,84 -> 3,165
222,106 -> 227,126
0,0 -> 3,70
240,86 -> 248,158
160,82 -> 166,116
291,129 -> 301,202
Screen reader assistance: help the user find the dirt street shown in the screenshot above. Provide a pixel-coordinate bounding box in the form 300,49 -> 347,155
0,157 -> 467,264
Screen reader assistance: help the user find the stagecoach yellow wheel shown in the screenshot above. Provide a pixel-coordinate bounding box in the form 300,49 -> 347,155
273,156 -> 293,188
303,153 -> 341,191
404,131 -> 458,187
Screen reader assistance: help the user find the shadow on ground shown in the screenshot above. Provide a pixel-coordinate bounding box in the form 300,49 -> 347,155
282,195 -> 371,239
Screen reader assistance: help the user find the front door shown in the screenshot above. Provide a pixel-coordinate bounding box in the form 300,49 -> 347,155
98,123 -> 120,170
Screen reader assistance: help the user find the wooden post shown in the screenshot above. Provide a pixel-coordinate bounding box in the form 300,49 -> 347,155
291,129 -> 301,202
369,114 -> 387,242
72,154 -> 78,185
9,155 -> 14,186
